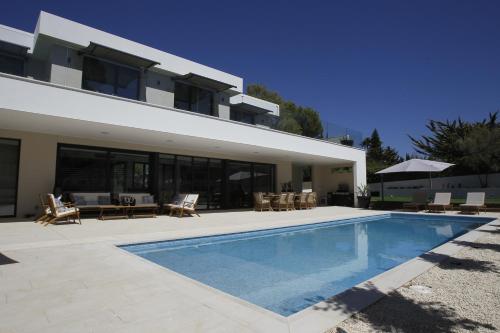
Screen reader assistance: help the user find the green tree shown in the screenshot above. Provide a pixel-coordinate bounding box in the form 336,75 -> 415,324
362,129 -> 403,182
410,112 -> 499,187
246,84 -> 323,138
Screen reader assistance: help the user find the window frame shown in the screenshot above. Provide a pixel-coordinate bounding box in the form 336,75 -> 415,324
0,51 -> 25,77
81,55 -> 141,100
0,138 -> 21,218
174,81 -> 214,116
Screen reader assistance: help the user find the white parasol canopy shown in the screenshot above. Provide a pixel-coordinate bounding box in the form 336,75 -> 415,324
376,159 -> 454,174
375,159 -> 454,201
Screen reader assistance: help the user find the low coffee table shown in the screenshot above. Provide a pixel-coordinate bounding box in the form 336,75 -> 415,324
129,204 -> 158,218
98,205 -> 130,220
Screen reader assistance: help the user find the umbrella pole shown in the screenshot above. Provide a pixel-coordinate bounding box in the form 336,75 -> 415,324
429,172 -> 432,190
381,174 -> 384,202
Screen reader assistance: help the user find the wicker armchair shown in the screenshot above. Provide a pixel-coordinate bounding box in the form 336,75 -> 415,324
253,192 -> 272,212
272,193 -> 288,211
295,193 -> 308,210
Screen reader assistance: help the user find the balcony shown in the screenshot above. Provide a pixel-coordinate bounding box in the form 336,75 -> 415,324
0,73 -> 365,168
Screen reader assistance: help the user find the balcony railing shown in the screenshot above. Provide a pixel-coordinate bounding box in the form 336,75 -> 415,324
322,121 -> 364,148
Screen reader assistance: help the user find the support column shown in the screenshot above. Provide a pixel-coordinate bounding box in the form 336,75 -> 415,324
352,160 -> 367,207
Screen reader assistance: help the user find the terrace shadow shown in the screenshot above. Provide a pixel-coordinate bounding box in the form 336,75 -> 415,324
314,282 -> 496,333
0,253 -> 18,265
419,252 -> 499,273
452,240 -> 500,253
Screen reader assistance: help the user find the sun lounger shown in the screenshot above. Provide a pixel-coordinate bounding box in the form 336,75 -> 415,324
169,194 -> 200,217
459,192 -> 485,215
403,191 -> 428,211
44,194 -> 81,226
426,192 -> 452,213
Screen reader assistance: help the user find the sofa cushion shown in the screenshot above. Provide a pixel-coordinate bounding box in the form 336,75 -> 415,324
97,195 -> 111,205
73,195 -> 87,206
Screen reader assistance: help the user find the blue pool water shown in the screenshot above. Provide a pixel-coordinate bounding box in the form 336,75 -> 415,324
121,213 -> 492,316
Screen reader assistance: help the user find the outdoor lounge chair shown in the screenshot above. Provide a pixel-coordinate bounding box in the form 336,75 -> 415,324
272,193 -> 288,211
459,192 -> 486,215
45,194 -> 81,226
169,194 -> 200,217
164,194 -> 188,213
426,192 -> 452,213
35,194 -> 51,223
253,192 -> 271,212
402,191 -> 428,211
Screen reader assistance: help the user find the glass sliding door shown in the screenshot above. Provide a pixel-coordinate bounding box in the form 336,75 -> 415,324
57,146 -> 108,192
254,164 -> 274,193
208,159 -> 223,209
159,154 -> 175,204
55,144 -> 276,211
109,151 -> 150,193
176,156 -> 192,194
227,161 -> 252,209
192,157 -> 209,209
0,139 -> 20,217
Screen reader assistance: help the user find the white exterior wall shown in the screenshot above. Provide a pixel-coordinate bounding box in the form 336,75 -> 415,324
48,44 -> 83,88
369,173 -> 500,200
34,12 -> 243,93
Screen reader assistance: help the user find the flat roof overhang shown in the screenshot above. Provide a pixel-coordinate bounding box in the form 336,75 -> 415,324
0,39 -> 29,58
78,42 -> 160,69
172,73 -> 236,92
230,94 -> 279,116
0,73 -> 364,166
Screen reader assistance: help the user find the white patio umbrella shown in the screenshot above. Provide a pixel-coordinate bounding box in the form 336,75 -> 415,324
375,159 -> 454,201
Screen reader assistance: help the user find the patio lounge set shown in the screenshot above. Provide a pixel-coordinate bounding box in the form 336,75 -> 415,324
36,192 -> 200,225
403,191 -> 487,214
253,192 -> 317,211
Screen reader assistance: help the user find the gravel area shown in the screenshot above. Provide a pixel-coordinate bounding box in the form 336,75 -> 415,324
328,223 -> 500,333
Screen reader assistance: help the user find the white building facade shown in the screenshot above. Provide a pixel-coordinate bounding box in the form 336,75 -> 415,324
0,12 -> 366,218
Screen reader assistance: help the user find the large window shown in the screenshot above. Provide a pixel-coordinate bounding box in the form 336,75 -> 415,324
57,146 -> 108,192
56,144 -> 274,210
109,151 -> 150,193
0,53 -> 24,76
0,139 -> 20,217
227,161 -> 253,209
174,82 -> 213,115
82,57 -> 139,100
56,146 -> 151,194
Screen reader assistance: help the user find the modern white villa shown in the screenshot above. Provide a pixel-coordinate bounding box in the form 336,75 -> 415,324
0,11 -> 366,219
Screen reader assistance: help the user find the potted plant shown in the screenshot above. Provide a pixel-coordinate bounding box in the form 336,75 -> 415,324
356,184 -> 371,209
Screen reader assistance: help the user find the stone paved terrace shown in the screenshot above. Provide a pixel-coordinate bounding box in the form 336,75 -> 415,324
0,207 -> 498,333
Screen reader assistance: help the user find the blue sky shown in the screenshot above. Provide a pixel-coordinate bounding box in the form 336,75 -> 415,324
1,0 -> 499,155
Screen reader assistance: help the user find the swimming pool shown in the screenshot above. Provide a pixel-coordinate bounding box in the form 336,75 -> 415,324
120,213 -> 493,316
